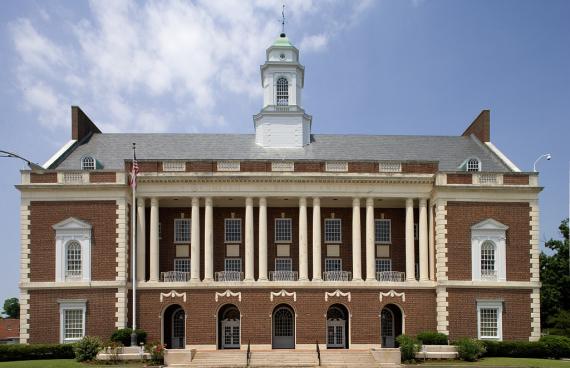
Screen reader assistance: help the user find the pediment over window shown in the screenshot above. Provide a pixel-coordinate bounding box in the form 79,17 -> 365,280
52,217 -> 92,231
471,218 -> 509,231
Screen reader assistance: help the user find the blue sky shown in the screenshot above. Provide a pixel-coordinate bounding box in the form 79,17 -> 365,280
0,0 -> 568,305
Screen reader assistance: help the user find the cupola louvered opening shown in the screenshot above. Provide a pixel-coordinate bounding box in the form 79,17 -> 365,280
276,77 -> 289,106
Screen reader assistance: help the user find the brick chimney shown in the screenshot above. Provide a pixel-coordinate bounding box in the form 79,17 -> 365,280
71,106 -> 101,141
462,110 -> 490,142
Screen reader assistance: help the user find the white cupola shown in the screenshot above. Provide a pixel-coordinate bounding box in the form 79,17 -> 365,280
254,33 -> 312,148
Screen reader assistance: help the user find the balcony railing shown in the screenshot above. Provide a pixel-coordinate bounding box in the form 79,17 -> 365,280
215,271 -> 244,282
269,271 -> 299,281
376,271 -> 406,282
161,271 -> 190,282
323,271 -> 352,282
481,269 -> 498,281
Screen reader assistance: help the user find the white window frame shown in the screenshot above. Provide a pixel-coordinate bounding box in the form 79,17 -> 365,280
325,161 -> 348,172
375,258 -> 392,273
275,258 -> 293,272
276,76 -> 289,106
224,218 -> 242,243
375,219 -> 391,244
274,218 -> 292,243
471,219 -> 508,282
224,258 -> 242,272
217,161 -> 240,172
466,158 -> 481,172
325,258 -> 342,272
324,218 -> 342,244
59,300 -> 86,343
81,156 -> 95,170
174,218 -> 191,243
477,301 -> 503,340
53,218 -> 92,282
480,240 -> 496,280
65,241 -> 82,280
174,258 -> 191,273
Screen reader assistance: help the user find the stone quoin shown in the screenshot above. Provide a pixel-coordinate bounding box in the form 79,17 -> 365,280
17,31 -> 541,351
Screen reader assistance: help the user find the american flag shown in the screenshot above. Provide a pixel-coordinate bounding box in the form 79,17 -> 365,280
130,145 -> 139,189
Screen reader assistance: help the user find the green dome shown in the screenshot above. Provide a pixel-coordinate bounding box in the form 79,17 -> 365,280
273,34 -> 294,47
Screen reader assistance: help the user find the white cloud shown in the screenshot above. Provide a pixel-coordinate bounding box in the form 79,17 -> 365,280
8,0 -> 374,133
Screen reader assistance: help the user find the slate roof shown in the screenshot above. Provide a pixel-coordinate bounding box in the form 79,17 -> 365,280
52,133 -> 513,172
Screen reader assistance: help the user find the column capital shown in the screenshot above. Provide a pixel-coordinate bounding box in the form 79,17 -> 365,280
366,198 -> 374,207
192,197 -> 200,206
313,197 -> 320,206
419,198 -> 428,207
246,197 -> 253,206
299,197 -> 307,206
406,198 -> 414,207
137,197 -> 145,207
352,198 -> 361,206
150,197 -> 159,206
205,197 -> 213,206
259,197 -> 267,206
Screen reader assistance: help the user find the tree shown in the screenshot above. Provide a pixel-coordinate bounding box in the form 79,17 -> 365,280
2,297 -> 20,319
540,218 -> 570,329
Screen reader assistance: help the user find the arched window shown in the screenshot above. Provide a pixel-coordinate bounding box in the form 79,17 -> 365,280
480,240 -> 496,280
467,158 -> 481,172
276,77 -> 288,106
81,156 -> 95,170
65,241 -> 82,280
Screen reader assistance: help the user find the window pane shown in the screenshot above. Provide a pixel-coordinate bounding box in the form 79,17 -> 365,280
375,259 -> 392,273
467,159 -> 480,172
276,77 -> 288,106
480,308 -> 498,337
275,258 -> 292,271
225,258 -> 242,272
64,309 -> 84,340
174,219 -> 191,243
325,258 -> 342,272
325,219 -> 342,243
225,219 -> 242,242
481,241 -> 496,280
275,219 -> 292,242
375,220 -> 391,243
174,258 -> 191,273
66,241 -> 82,279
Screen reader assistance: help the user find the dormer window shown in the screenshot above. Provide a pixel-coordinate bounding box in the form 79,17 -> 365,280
81,156 -> 95,170
276,77 -> 289,106
466,158 -> 481,172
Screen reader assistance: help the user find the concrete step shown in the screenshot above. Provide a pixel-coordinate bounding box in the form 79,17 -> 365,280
189,350 -> 247,367
320,350 -> 377,367
421,345 -> 458,353
250,350 -> 318,367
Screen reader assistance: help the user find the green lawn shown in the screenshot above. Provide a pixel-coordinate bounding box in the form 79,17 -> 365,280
416,357 -> 570,367
0,360 -> 148,368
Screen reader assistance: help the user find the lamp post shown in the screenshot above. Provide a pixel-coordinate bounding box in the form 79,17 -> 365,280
533,153 -> 552,172
0,150 -> 44,171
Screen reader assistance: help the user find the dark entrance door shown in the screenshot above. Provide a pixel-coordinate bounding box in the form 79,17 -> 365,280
272,305 -> 295,349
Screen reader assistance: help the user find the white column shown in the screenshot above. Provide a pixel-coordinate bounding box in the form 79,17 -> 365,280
204,197 -> 214,281
258,198 -> 268,281
244,197 -> 254,281
149,197 -> 159,282
428,201 -> 435,281
299,197 -> 308,281
352,198 -> 362,281
419,198 -> 429,281
136,198 -> 146,282
365,198 -> 375,281
191,197 -> 201,282
312,197 -> 322,281
405,198 -> 416,282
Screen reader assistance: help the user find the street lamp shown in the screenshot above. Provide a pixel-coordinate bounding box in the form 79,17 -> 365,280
0,150 -> 44,171
533,153 -> 552,172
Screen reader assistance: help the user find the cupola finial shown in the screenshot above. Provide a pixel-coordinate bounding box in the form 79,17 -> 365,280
280,4 -> 286,37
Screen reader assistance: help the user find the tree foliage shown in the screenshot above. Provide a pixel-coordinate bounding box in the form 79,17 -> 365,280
2,298 -> 19,319
540,218 -> 570,329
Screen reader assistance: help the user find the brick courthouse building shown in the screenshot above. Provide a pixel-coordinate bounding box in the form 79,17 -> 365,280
18,33 -> 541,350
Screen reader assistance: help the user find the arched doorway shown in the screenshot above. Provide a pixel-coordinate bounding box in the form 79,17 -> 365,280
380,304 -> 403,348
218,304 -> 240,349
272,304 -> 295,349
326,304 -> 349,349
163,304 -> 185,349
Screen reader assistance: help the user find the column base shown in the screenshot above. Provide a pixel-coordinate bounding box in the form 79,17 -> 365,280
312,278 -> 323,282
365,278 -> 377,282
352,278 -> 363,282
257,278 -> 269,282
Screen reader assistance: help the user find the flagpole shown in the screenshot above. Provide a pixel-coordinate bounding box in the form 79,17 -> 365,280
130,143 -> 137,346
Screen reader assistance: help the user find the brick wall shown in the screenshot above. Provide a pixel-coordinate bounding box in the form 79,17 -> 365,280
446,202 -> 531,281
504,175 -> 529,185
30,172 -> 57,183
89,172 -> 116,183
29,201 -> 118,282
28,289 -> 116,343
134,288 -> 436,346
447,288 -> 531,341
402,162 -> 438,174
447,173 -> 472,184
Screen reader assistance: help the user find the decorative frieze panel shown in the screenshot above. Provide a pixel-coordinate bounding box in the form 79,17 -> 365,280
379,290 -> 406,302
325,161 -> 348,172
162,161 -> 186,172
271,161 -> 294,172
217,161 -> 240,172
379,161 -> 402,173
160,290 -> 187,303
325,289 -> 351,302
270,289 -> 297,302
215,289 -> 242,302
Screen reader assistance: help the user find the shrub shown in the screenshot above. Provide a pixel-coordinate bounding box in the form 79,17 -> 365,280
456,338 -> 486,362
482,340 -> 548,358
104,341 -> 123,364
146,342 -> 166,365
73,336 -> 102,362
540,335 -> 570,359
0,344 -> 74,362
546,310 -> 570,337
110,328 -> 147,346
396,334 -> 421,363
416,331 -> 448,345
